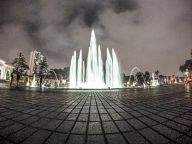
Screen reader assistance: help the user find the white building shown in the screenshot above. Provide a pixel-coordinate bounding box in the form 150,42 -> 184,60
28,50 -> 45,76
0,59 -> 13,80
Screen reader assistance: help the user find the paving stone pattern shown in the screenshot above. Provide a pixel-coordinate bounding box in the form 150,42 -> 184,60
0,85 -> 192,144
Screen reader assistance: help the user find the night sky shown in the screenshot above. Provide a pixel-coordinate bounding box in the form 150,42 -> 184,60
0,0 -> 192,76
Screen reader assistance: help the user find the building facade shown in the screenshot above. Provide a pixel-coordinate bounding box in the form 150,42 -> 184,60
28,50 -> 45,76
0,59 -> 13,80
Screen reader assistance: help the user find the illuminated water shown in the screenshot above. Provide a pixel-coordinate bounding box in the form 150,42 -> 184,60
31,74 -> 37,87
69,30 -> 122,89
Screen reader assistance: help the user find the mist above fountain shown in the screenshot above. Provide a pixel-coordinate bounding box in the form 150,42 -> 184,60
69,29 -> 122,89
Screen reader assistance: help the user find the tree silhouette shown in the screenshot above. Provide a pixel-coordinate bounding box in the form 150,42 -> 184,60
144,71 -> 150,82
135,72 -> 144,85
155,70 -> 159,79
12,52 -> 29,75
38,57 -> 48,88
179,65 -> 186,74
12,52 -> 29,87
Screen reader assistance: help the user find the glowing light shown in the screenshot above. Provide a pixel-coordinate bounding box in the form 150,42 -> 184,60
69,29 -> 122,89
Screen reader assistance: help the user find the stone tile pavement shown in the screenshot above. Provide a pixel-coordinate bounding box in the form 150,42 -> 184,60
0,85 -> 192,144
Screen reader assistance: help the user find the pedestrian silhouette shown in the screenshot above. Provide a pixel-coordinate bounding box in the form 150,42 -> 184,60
10,72 -> 14,88
16,73 -> 20,87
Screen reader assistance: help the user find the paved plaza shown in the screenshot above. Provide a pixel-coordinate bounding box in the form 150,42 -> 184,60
0,85 -> 192,144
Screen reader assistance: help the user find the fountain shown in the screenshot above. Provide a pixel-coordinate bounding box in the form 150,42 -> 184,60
150,73 -> 159,87
127,67 -> 146,87
49,70 -> 60,87
31,74 -> 37,87
127,67 -> 160,88
26,77 -> 30,86
69,29 -> 122,89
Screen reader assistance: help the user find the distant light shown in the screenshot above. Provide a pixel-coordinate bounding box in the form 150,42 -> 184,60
185,71 -> 189,75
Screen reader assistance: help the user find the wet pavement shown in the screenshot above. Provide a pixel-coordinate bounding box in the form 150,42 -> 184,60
0,85 -> 192,144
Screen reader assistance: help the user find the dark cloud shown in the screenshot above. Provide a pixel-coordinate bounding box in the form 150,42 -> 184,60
0,0 -> 191,75
110,0 -> 138,13
0,0 -> 38,23
59,1 -> 104,27
0,0 -> 138,27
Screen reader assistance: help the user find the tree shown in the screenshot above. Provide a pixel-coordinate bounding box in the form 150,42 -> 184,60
135,72 -> 144,85
38,58 -> 48,88
155,70 -> 159,79
179,65 -> 186,73
12,52 -> 29,75
184,59 -> 192,72
190,49 -> 192,58
179,49 -> 192,77
48,67 -> 70,80
128,75 -> 135,85
144,71 -> 150,82
63,67 -> 70,80
12,52 -> 29,87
